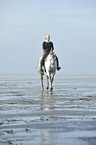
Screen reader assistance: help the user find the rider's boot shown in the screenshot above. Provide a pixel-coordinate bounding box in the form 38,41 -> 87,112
56,56 -> 61,71
57,67 -> 61,71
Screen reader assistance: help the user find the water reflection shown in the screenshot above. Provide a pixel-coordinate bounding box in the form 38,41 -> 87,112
40,91 -> 54,145
41,130 -> 52,145
40,90 -> 54,111
1,74 -> 96,145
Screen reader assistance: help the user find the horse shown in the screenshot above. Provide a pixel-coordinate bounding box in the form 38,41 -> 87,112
39,50 -> 57,91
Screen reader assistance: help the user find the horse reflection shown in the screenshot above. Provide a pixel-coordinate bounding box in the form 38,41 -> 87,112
40,91 -> 54,112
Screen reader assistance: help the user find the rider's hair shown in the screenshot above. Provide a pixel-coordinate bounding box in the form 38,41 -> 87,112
45,34 -> 50,40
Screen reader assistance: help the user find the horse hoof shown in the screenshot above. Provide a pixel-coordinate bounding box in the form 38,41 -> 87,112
50,87 -> 53,91
41,88 -> 44,91
46,86 -> 49,90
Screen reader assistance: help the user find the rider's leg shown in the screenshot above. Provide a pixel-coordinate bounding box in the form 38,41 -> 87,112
56,56 -> 61,71
39,52 -> 49,73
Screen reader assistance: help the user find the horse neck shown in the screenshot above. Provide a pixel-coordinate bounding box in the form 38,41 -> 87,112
48,53 -> 55,64
48,53 -> 53,60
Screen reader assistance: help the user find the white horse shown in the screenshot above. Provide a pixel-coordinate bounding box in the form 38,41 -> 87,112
39,50 -> 57,91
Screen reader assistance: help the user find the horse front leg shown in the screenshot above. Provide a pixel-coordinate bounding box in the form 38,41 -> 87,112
51,73 -> 55,84
49,75 -> 53,91
41,74 -> 44,91
50,73 -> 55,91
46,75 -> 49,90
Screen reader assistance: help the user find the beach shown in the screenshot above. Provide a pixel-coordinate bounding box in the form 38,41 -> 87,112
0,73 -> 96,145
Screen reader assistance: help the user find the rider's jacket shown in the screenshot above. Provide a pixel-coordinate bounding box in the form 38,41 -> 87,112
42,41 -> 54,52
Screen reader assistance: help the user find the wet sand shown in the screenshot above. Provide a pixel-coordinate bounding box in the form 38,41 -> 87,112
0,73 -> 96,145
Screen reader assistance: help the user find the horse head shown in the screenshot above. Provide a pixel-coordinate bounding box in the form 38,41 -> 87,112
49,51 -> 56,64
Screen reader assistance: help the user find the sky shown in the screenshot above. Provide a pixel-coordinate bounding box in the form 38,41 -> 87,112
0,0 -> 96,74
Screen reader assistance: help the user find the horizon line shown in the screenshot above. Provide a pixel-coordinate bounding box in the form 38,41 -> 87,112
0,73 -> 96,76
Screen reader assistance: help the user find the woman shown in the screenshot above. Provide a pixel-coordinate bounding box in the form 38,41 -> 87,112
39,34 -> 61,74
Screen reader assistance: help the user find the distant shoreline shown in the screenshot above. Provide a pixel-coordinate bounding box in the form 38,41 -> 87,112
0,73 -> 96,76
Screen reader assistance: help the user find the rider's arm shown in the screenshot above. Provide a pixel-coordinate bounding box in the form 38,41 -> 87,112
51,42 -> 54,50
42,42 -> 46,51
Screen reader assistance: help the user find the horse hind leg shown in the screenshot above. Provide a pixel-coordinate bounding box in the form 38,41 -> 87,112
41,75 -> 43,91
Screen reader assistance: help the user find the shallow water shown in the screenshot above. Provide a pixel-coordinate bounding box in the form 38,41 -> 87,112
0,73 -> 96,145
